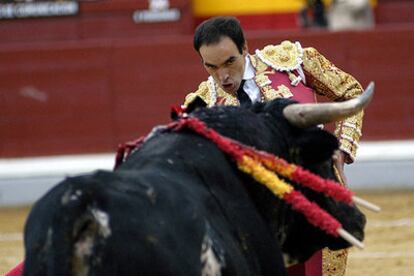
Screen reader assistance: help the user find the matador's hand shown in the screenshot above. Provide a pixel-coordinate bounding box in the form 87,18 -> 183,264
333,150 -> 348,186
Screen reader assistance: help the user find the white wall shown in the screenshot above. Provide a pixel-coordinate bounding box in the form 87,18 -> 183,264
1,140 -> 414,207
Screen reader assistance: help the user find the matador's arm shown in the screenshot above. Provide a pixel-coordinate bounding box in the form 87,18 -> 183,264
302,47 -> 364,163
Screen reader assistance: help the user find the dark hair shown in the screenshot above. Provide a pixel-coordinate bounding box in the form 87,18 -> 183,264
193,16 -> 246,54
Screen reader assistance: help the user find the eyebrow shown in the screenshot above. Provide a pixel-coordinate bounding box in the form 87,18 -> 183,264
204,56 -> 236,68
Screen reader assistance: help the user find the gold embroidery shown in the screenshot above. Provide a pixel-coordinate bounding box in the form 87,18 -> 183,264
205,77 -> 217,107
336,111 -> 363,161
262,87 -> 279,101
341,127 -> 360,144
276,85 -> 293,98
252,57 -> 298,102
256,40 -> 303,72
343,122 -> 362,135
288,71 -> 302,86
216,86 -> 239,106
322,248 -> 348,276
262,85 -> 293,101
254,71 -> 273,88
183,81 -> 211,107
302,47 -> 364,162
183,80 -> 239,107
249,55 -> 268,74
302,47 -> 363,101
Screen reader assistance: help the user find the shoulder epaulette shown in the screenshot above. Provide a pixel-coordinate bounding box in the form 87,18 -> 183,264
183,80 -> 215,107
255,40 -> 304,72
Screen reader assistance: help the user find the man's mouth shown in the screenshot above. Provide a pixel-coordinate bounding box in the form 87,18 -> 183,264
221,83 -> 234,92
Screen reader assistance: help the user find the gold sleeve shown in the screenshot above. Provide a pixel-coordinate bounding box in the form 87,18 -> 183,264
183,81 -> 211,107
302,47 -> 364,163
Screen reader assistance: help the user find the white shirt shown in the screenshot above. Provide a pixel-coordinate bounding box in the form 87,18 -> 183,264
242,56 -> 261,103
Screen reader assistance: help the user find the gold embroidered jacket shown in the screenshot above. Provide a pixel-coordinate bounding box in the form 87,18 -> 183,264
183,41 -> 364,162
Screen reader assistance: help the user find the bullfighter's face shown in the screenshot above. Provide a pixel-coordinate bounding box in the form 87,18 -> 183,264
199,36 -> 247,95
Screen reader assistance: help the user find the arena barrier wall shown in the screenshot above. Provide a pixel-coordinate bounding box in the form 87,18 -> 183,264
1,25 -> 414,158
1,140 -> 414,207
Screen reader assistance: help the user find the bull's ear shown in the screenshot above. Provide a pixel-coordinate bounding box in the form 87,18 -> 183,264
293,129 -> 339,164
186,96 -> 207,113
250,102 -> 266,113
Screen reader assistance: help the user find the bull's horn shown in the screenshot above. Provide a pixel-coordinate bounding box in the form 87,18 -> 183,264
283,82 -> 375,128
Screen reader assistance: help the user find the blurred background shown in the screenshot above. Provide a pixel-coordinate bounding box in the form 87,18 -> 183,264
0,0 -> 413,275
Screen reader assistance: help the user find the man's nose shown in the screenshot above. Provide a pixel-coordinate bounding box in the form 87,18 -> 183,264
217,68 -> 229,82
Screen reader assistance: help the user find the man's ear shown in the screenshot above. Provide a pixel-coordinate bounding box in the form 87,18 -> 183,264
293,129 -> 339,165
186,96 -> 207,113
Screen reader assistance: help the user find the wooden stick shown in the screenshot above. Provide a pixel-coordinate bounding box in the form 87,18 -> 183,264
352,196 -> 381,213
337,228 -> 364,250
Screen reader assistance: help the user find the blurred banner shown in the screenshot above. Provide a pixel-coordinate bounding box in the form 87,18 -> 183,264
133,0 -> 181,23
0,0 -> 79,19
192,0 -> 377,30
192,0 -> 377,16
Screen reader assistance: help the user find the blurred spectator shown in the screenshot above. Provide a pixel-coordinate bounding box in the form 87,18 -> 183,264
299,0 -> 328,28
327,0 -> 375,31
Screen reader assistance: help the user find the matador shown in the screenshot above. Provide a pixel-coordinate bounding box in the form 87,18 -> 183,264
183,16 -> 364,276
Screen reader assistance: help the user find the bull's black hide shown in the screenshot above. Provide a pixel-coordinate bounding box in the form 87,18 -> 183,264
24,98 -> 366,276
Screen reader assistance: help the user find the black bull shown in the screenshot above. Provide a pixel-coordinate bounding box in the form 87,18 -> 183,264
23,98 -> 366,275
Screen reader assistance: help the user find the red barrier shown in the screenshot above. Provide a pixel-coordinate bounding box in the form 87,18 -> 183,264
1,1 -> 414,157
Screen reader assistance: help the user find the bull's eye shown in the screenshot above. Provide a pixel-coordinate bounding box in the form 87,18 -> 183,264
289,147 -> 302,164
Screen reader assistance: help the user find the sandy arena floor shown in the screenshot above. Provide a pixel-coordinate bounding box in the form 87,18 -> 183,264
1,190 -> 413,275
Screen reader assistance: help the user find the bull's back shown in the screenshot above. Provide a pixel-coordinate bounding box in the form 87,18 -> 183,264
24,169 -> 209,275
24,132 -> 285,275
